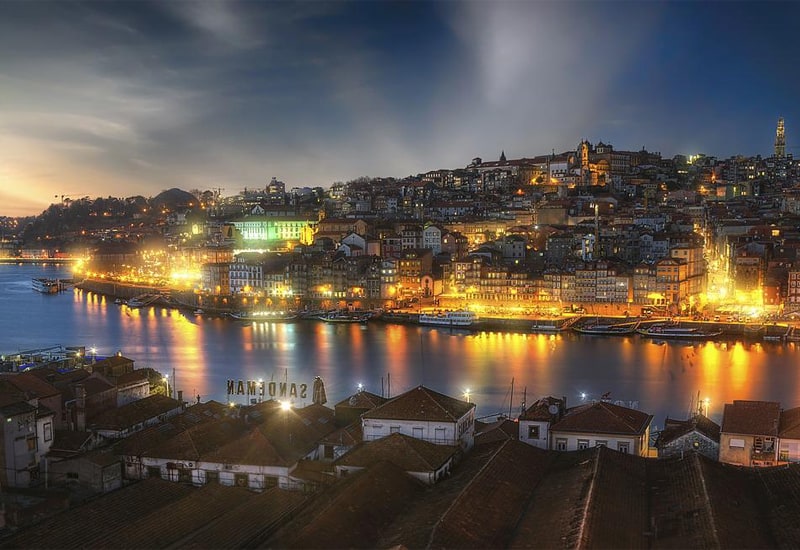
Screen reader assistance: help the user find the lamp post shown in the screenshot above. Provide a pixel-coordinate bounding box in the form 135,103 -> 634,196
163,375 -> 170,399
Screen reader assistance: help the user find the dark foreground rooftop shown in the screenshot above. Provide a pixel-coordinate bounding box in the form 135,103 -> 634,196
4,442 -> 800,549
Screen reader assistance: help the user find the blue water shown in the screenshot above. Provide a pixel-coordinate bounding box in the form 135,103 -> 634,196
2,263 -> 799,427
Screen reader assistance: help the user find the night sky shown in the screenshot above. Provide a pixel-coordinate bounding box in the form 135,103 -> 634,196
1,1 -> 798,216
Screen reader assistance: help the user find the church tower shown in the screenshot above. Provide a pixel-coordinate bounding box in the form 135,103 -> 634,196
775,117 -> 786,158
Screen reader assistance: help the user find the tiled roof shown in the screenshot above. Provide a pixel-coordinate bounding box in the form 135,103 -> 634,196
722,400 -> 781,436
334,390 -> 387,410
519,395 -> 564,421
268,460 -> 424,550
550,400 -> 652,436
362,385 -> 475,422
779,406 -> 800,439
319,421 -> 362,446
89,394 -> 180,430
335,432 -> 457,472
656,414 -> 721,446
0,372 -> 60,398
115,369 -> 150,387
474,418 -> 519,445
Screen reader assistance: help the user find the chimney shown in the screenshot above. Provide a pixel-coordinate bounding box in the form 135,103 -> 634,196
76,385 -> 86,431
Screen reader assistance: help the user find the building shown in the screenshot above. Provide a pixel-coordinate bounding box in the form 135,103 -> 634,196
655,414 -> 720,460
542,400 -> 652,456
118,400 -> 337,491
334,432 -> 458,485
361,386 -> 476,451
518,396 -> 566,450
719,400 -> 781,467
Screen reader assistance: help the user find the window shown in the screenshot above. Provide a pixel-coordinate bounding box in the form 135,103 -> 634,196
147,466 -> 161,479
234,473 -> 248,487
595,440 -> 607,447
618,442 -> 630,454
390,426 -> 400,434
729,438 -> 745,448
434,427 -> 447,443
26,437 -> 37,452
206,470 -> 219,484
556,438 -> 567,451
323,445 -> 334,459
43,422 -> 52,442
577,439 -> 589,450
412,427 -> 424,439
528,425 -> 540,439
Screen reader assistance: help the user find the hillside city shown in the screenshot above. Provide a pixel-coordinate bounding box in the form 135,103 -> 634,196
3,120 -> 800,319
2,124 -> 800,546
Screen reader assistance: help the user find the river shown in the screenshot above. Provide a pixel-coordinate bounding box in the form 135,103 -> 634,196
3,263 -> 799,428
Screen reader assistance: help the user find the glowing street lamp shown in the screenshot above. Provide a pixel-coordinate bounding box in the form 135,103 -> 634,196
163,375 -> 170,398
464,388 -> 471,403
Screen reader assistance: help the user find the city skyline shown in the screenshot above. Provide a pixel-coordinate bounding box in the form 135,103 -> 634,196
2,1 -> 799,217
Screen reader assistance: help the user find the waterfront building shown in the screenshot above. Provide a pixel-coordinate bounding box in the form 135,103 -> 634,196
654,414 -> 720,461
334,432 -> 458,485
719,400 -> 781,467
90,394 -> 183,442
361,385 -> 476,451
540,400 -> 652,456
119,400 -> 337,491
778,406 -> 800,463
518,396 -> 566,450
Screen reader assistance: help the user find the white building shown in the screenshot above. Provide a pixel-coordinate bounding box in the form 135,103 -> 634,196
548,401 -> 652,456
361,386 -> 475,451
119,401 -> 337,492
519,399 -> 652,457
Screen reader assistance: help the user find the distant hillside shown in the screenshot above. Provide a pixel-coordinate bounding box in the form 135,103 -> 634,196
152,188 -> 196,209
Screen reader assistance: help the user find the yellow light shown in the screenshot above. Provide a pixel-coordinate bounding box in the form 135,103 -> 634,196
280,400 -> 291,411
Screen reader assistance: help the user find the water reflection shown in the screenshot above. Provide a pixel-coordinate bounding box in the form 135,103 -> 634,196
2,264 -> 800,425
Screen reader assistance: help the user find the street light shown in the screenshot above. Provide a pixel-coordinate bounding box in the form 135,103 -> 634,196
464,388 -> 471,403
163,375 -> 170,399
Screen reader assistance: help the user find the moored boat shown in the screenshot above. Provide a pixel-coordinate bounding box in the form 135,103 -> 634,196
418,310 -> 478,328
574,321 -> 640,336
32,278 -> 60,294
637,324 -> 723,340
230,310 -> 298,322
318,311 -> 370,324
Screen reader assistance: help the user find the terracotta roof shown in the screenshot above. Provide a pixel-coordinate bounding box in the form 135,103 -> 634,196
362,385 -> 475,423
335,432 -> 458,472
90,394 -> 181,431
474,418 -> 519,445
51,429 -> 93,454
779,406 -> 800,439
656,414 -> 721,446
550,401 -> 652,436
334,390 -> 387,410
114,369 -> 150,387
319,421 -> 363,446
0,372 -> 60,398
269,460 -> 424,550
722,400 -> 781,436
519,395 -> 565,421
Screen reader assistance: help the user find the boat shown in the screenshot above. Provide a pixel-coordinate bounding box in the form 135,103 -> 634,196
32,278 -> 60,294
229,310 -> 299,322
193,309 -> 205,316
574,321 -> 640,336
637,324 -> 723,340
318,311 -> 370,324
126,298 -> 145,308
530,323 -> 563,333
418,310 -> 478,328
